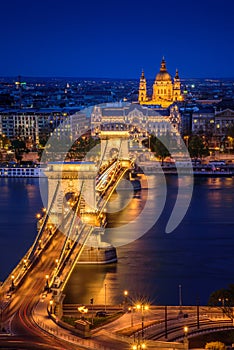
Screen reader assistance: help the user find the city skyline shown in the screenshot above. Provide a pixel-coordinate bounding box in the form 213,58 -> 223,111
0,0 -> 234,78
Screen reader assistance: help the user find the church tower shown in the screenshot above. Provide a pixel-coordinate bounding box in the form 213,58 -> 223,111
173,69 -> 183,102
138,69 -> 147,103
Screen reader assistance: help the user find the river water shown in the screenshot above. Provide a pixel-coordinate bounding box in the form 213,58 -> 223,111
0,176 -> 234,306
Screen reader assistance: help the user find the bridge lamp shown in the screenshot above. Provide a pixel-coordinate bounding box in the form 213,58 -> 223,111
136,303 -> 149,339
124,290 -> 128,297
123,290 -> 129,312
23,259 -> 27,269
42,208 -> 46,213
45,275 -> 49,289
184,326 -> 189,343
49,299 -> 54,314
36,213 -> 41,219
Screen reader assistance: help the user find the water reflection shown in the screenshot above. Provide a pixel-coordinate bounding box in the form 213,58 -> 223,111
64,176 -> 234,306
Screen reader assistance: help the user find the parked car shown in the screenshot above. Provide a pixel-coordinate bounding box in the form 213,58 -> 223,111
95,311 -> 107,317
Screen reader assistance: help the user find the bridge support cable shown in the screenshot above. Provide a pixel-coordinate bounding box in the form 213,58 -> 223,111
60,225 -> 94,291
27,180 -> 60,262
96,139 -> 123,192
96,139 -> 109,175
50,182 -> 84,285
97,165 -> 132,218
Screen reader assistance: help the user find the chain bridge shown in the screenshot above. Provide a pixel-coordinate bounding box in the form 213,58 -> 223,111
0,125 -> 134,318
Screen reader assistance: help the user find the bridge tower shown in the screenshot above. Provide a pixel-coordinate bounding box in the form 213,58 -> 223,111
99,125 -> 130,163
43,161 -> 97,227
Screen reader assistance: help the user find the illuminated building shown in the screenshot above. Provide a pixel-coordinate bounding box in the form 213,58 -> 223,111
91,102 -> 181,137
138,57 -> 184,107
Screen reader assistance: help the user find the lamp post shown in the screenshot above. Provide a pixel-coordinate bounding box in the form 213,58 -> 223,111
123,290 -> 128,312
104,283 -> 107,312
90,298 -> 94,325
178,284 -> 183,316
23,259 -> 27,269
45,274 -> 49,291
132,332 -> 146,349
183,326 -> 189,350
219,297 -> 229,318
136,303 -> 149,340
49,300 -> 54,314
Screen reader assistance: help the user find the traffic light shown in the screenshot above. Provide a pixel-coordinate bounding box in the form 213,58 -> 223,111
90,298 -> 94,305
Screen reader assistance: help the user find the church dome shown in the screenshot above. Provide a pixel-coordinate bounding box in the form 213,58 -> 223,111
155,57 -> 172,82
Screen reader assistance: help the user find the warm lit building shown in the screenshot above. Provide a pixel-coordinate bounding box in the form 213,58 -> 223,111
91,102 -> 181,137
138,57 -> 184,107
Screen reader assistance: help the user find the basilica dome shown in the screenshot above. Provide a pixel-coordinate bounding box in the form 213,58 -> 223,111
155,57 -> 172,82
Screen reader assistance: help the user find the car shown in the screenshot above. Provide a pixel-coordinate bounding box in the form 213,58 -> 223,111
95,311 -> 107,317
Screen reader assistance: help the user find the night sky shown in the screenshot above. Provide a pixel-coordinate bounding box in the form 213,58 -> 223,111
1,0 -> 234,78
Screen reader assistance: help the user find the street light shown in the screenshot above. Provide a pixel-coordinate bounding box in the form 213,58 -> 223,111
184,326 -> 189,349
23,259 -> 27,269
219,297 -> 229,318
136,303 -> 149,340
49,300 -> 54,314
78,306 -> 88,320
45,274 -> 49,290
123,290 -> 128,311
38,239 -> 42,250
132,333 -> 146,349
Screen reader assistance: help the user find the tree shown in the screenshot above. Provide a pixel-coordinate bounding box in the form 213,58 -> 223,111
0,134 -> 10,149
188,135 -> 210,159
11,139 -> 27,162
227,125 -> 234,138
208,284 -> 234,320
205,341 -> 226,350
143,135 -> 170,165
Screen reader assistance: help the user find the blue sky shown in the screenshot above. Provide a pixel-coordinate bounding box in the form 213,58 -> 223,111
0,0 -> 234,78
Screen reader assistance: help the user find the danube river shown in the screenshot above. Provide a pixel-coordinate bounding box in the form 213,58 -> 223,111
0,176 -> 234,306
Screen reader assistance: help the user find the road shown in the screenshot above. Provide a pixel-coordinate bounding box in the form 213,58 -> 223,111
0,229 -> 131,350
0,231 -> 84,350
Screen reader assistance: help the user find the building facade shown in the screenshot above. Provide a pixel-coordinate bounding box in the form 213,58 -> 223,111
0,108 -> 90,145
91,102 -> 181,137
138,57 -> 184,108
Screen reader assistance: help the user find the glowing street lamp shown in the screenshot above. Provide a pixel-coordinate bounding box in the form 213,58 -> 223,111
45,274 -> 49,290
123,290 -> 129,311
23,259 -> 27,269
124,290 -> 128,297
132,336 -> 146,349
184,326 -> 189,348
49,299 -> 54,314
78,306 -> 88,320
136,303 -> 149,340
